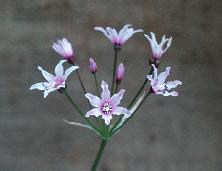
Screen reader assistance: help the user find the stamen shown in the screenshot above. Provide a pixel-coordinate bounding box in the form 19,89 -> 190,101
101,102 -> 112,114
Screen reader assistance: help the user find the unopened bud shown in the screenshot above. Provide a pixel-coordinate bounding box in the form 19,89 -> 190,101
116,63 -> 124,82
89,58 -> 97,73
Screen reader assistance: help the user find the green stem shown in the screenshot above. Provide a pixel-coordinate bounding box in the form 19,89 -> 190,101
75,69 -> 87,94
63,89 -> 102,135
114,82 -> 119,94
90,139 -> 107,171
111,49 -> 119,96
93,73 -> 99,96
109,67 -> 154,134
111,91 -> 151,135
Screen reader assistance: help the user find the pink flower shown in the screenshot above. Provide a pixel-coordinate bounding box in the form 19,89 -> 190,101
144,32 -> 172,62
147,64 -> 182,96
30,60 -> 79,98
89,58 -> 97,73
85,81 -> 130,125
116,63 -> 124,81
52,38 -> 75,63
94,24 -> 143,47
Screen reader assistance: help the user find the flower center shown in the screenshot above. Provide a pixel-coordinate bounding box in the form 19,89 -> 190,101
101,102 -> 112,114
54,78 -> 65,87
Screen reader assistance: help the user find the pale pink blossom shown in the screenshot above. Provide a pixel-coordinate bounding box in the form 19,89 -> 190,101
116,63 -> 124,81
144,32 -> 172,62
147,64 -> 182,96
52,38 -> 75,62
30,60 -> 79,98
89,58 -> 97,73
94,24 -> 143,47
85,81 -> 130,125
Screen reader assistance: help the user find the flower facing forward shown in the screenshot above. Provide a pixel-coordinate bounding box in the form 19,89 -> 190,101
30,60 -> 79,98
94,24 -> 143,48
144,32 -> 172,63
85,81 -> 130,125
147,64 -> 182,96
52,38 -> 75,63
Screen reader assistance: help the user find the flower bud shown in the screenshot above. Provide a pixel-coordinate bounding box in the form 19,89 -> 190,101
89,58 -> 97,73
116,63 -> 124,82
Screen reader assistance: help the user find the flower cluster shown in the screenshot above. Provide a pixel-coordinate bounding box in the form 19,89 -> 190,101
30,24 -> 182,171
30,24 -> 182,125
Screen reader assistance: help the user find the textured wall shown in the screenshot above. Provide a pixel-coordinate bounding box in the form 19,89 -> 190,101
0,0 -> 222,170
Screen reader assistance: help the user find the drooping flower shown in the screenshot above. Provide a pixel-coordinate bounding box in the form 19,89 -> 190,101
89,58 -> 97,73
147,64 -> 182,96
144,32 -> 172,63
30,60 -> 79,98
85,81 -> 130,125
94,24 -> 143,48
116,63 -> 124,82
52,38 -> 75,63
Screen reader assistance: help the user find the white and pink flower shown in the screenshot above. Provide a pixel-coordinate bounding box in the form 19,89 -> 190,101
52,38 -> 75,62
144,32 -> 172,62
85,81 -> 130,125
147,64 -> 182,96
30,60 -> 79,98
94,24 -> 143,47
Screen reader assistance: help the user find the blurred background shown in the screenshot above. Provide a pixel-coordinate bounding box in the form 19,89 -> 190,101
0,0 -> 221,170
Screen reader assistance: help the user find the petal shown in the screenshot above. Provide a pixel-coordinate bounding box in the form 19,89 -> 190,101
43,87 -> 57,98
111,89 -> 125,106
144,33 -> 157,53
120,28 -> 143,44
55,60 -> 66,77
157,67 -> 171,84
38,66 -> 54,82
163,37 -> 172,53
85,93 -> 102,107
151,64 -> 158,80
166,80 -> 182,90
101,81 -> 110,100
119,24 -> 132,37
64,65 -> 79,80
85,108 -> 102,117
162,91 -> 178,96
30,82 -> 49,90
147,75 -> 153,81
113,107 -> 130,115
159,35 -> 166,48
107,27 -> 118,43
94,27 -> 111,41
102,114 -> 112,125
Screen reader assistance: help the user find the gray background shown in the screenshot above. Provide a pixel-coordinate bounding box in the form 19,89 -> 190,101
0,0 -> 222,170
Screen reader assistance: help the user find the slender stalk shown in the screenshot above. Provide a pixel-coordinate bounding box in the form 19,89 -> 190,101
114,82 -> 119,94
111,91 -> 151,135
75,69 -> 87,94
90,139 -> 107,171
63,89 -> 102,135
109,67 -> 154,134
93,73 -> 99,96
111,49 -> 119,95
